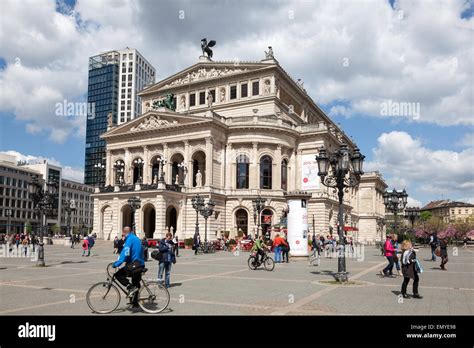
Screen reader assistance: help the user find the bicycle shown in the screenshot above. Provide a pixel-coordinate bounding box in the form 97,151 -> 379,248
86,262 -> 170,314
248,250 -> 274,271
197,241 -> 215,254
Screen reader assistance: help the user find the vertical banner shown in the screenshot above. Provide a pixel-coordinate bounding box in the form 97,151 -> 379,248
301,154 -> 320,190
287,198 -> 309,256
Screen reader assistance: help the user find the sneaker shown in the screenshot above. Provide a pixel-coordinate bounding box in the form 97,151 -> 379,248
402,293 -> 409,299
413,294 -> 423,299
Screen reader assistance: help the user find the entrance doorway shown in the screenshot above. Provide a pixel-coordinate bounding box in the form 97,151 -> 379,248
165,206 -> 178,235
143,204 -> 156,238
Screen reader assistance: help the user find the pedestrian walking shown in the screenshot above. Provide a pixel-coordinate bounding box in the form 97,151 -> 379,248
87,235 -> 95,256
392,234 -> 402,277
173,234 -> 179,257
70,234 -> 75,249
462,236 -> 468,249
15,234 -> 20,249
429,233 -> 439,261
31,235 -> 37,253
82,237 -> 89,257
158,232 -> 175,288
113,236 -> 119,254
400,240 -> 423,299
380,234 -> 396,277
439,237 -> 449,270
272,234 -> 284,263
22,237 -> 29,256
281,235 -> 290,263
141,237 -> 149,262
193,233 -> 200,255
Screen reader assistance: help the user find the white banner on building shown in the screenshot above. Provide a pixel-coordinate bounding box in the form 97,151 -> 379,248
301,154 -> 320,190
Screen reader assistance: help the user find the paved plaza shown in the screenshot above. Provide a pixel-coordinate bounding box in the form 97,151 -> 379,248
0,242 -> 472,315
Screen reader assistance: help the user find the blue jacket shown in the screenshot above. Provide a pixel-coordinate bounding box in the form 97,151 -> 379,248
158,239 -> 175,264
113,233 -> 144,268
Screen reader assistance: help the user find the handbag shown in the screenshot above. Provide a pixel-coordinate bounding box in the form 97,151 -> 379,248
414,259 -> 424,273
435,247 -> 441,257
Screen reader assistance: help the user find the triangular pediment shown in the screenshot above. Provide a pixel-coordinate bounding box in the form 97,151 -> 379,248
140,61 -> 276,96
102,111 -> 214,139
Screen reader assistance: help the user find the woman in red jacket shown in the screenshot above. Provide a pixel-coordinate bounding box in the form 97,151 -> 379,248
380,234 -> 395,277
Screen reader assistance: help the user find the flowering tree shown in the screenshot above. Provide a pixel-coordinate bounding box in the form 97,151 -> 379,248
438,225 -> 457,240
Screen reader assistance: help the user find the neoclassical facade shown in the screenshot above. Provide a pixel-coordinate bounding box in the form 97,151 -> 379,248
92,53 -> 387,243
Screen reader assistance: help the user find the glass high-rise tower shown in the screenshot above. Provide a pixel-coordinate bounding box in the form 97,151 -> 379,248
84,49 -> 156,186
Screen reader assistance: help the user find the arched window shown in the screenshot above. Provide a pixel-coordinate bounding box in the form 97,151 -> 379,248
235,209 -> 248,235
281,159 -> 288,191
260,155 -> 272,189
236,154 -> 249,189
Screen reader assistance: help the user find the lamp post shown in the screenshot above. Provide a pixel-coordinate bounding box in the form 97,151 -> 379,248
113,160 -> 125,185
94,162 -> 105,186
199,198 -> 216,244
64,199 -> 77,238
383,189 -> 408,237
127,196 -> 141,234
28,175 -> 59,267
191,194 -> 205,238
252,196 -> 266,238
133,158 -> 144,184
5,208 -> 13,235
316,143 -> 365,282
404,206 -> 420,238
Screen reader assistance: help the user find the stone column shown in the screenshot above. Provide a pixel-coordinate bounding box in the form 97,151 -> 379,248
205,137 -> 213,187
124,148 -> 130,184
184,140 -> 190,187
295,149 -> 302,190
163,143 -> 169,184
143,146 -> 149,184
225,143 -> 232,190
250,142 -> 259,189
288,150 -> 296,191
274,145 -> 282,190
105,150 -> 111,186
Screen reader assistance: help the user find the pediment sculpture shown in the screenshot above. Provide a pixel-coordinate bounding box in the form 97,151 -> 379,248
164,67 -> 249,88
130,115 -> 178,132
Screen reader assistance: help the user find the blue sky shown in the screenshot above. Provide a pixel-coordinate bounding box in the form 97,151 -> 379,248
1,0 -> 473,206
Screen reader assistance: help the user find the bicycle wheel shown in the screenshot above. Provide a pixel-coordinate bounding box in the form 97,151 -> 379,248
86,282 -> 121,314
248,256 -> 258,270
264,257 -> 275,271
106,262 -> 117,278
138,281 -> 170,314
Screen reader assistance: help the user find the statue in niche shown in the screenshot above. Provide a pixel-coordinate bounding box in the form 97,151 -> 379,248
175,174 -> 179,185
263,80 -> 271,95
219,88 -> 226,102
153,174 -> 158,184
180,95 -> 186,109
195,170 -> 202,187
207,92 -> 213,108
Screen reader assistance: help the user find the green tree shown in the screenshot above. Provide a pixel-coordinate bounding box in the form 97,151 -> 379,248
25,222 -> 32,234
420,211 -> 432,221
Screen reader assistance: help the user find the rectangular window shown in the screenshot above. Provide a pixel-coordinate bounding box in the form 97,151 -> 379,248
236,163 -> 249,189
241,83 -> 248,98
199,91 -> 206,105
230,85 -> 237,99
252,81 -> 259,96
189,93 -> 196,107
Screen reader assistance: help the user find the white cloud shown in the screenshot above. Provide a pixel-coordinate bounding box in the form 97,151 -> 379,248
407,197 -> 422,208
1,0 -> 472,146
1,150 -> 84,183
365,131 -> 474,205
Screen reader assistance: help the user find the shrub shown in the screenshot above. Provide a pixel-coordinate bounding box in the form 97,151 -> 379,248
184,238 -> 194,246
228,239 -> 237,245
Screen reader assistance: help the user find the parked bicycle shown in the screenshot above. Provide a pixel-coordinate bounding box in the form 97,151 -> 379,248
86,262 -> 170,314
248,250 -> 275,271
197,241 -> 216,254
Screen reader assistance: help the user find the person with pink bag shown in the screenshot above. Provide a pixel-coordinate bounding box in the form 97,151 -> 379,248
380,234 -> 396,277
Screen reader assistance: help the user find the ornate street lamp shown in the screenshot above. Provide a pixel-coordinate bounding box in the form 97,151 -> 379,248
199,198 -> 216,244
316,143 -> 365,282
28,175 -> 59,267
127,196 -> 141,233
383,189 -> 408,238
252,196 -> 266,238
64,199 -> 77,238
5,208 -> 13,235
404,206 -> 420,238
133,158 -> 144,184
191,194 -> 205,238
113,160 -> 125,185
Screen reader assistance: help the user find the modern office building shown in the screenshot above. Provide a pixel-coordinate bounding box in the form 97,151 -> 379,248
0,154 -> 43,234
60,179 -> 95,235
84,48 -> 156,186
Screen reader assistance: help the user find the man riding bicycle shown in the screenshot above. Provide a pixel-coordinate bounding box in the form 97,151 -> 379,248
112,226 -> 144,307
251,235 -> 269,264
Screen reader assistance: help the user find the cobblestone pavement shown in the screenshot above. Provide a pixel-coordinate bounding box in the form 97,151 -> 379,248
0,242 -> 472,315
